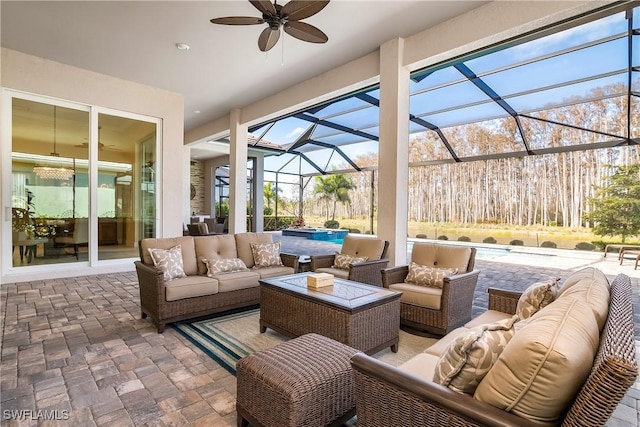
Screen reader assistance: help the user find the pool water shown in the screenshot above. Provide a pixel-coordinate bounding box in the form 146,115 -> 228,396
325,238 -> 344,245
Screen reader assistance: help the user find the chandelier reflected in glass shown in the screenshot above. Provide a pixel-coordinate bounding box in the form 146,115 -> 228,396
33,105 -> 74,181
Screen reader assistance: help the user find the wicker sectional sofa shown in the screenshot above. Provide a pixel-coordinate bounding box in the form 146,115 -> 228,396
135,232 -> 298,332
351,269 -> 637,426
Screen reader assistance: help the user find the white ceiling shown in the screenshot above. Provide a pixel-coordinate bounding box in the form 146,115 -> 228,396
1,0 -> 486,137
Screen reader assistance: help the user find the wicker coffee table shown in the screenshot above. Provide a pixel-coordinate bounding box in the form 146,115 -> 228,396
259,272 -> 401,354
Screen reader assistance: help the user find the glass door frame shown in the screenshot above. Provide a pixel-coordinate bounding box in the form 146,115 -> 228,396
1,89 -> 162,276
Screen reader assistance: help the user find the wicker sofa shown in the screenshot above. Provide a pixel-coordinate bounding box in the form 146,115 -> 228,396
351,270 -> 637,426
135,232 -> 298,332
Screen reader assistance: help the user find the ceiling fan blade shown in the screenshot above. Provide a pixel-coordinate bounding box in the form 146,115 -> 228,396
250,0 -> 276,17
281,0 -> 329,21
258,27 -> 280,52
210,16 -> 264,25
284,21 -> 328,44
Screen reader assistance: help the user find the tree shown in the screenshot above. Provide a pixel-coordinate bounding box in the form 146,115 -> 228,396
585,164 -> 640,242
263,183 -> 282,215
313,174 -> 355,220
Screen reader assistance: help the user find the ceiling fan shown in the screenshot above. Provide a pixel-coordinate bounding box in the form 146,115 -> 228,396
210,0 -> 330,52
75,126 -> 120,151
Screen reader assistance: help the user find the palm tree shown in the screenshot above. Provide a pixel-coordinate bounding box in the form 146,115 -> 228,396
313,174 -> 355,220
263,183 -> 281,215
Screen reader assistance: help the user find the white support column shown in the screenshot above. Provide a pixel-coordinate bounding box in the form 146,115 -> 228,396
229,109 -> 248,234
254,154 -> 265,232
377,37 -> 409,266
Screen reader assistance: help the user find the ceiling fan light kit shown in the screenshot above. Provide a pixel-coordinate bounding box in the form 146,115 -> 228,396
211,0 -> 329,52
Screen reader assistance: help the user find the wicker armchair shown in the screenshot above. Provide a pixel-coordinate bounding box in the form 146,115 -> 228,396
351,274 -> 638,427
309,235 -> 389,286
382,243 -> 479,335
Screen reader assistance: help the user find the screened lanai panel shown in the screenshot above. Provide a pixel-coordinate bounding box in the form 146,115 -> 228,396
410,67 -> 463,91
420,102 -> 507,128
441,117 -> 525,158
525,96 -> 628,140
480,38 -> 628,97
326,105 -> 378,130
314,95 -> 371,117
464,13 -> 626,74
506,73 -> 628,113
520,116 -> 625,150
409,131 -> 452,162
630,96 -> 640,138
257,117 -> 312,147
312,132 -> 369,146
410,79 -> 491,116
338,140 -> 379,164
264,152 -> 299,172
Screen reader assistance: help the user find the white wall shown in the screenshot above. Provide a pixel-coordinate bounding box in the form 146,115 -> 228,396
1,48 -> 184,282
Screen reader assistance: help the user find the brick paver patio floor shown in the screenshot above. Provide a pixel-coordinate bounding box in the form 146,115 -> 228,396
1,236 -> 638,426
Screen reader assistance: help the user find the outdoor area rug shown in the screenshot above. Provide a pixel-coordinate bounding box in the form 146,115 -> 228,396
173,308 -> 438,375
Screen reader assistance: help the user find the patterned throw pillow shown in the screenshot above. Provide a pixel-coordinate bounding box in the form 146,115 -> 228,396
516,278 -> 560,320
405,262 -> 458,288
433,315 -> 518,394
251,242 -> 283,268
202,258 -> 247,276
332,253 -> 368,270
148,245 -> 186,282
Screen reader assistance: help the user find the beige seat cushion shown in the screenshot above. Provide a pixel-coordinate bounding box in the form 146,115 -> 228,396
234,233 -> 273,268
559,267 -> 609,295
315,267 -> 349,279
464,310 -> 512,329
165,276 -> 219,301
424,327 -> 470,357
398,353 -> 440,382
194,235 -> 238,275
253,265 -> 295,279
388,282 -> 443,310
340,235 -> 386,260
141,236 -> 198,276
411,243 -> 472,273
474,297 -> 599,423
209,270 -> 260,292
557,276 -> 610,331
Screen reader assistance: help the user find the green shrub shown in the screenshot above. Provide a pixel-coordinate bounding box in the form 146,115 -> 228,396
510,239 -> 524,246
349,228 -> 361,234
364,230 -> 372,234
263,207 -> 273,215
541,241 -> 557,248
457,236 -> 471,242
416,234 -> 427,239
437,235 -> 448,240
324,220 -> 340,229
575,242 -> 596,251
483,237 -> 497,244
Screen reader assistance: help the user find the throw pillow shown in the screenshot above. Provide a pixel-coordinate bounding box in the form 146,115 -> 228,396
203,258 -> 248,276
405,262 -> 458,288
333,253 -> 368,270
433,315 -> 518,394
148,245 -> 186,282
516,278 -> 560,320
251,242 -> 283,268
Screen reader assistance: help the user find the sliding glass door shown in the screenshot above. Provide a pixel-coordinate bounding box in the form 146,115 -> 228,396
97,113 -> 157,260
8,95 -> 159,269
